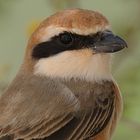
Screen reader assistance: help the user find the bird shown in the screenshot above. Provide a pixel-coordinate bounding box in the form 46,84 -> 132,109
0,9 -> 127,140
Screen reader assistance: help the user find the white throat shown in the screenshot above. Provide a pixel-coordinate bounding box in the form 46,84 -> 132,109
34,49 -> 112,82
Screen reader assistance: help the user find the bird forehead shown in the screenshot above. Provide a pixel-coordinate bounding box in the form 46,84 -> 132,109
41,9 -> 109,30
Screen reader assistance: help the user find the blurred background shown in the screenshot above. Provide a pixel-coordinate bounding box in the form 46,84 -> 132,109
0,0 -> 140,139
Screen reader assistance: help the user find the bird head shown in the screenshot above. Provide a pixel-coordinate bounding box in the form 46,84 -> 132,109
22,9 -> 127,81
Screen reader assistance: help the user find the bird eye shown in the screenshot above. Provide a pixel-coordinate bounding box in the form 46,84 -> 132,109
60,33 -> 73,45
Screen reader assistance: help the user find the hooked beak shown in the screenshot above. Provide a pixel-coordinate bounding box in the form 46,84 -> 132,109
92,31 -> 127,53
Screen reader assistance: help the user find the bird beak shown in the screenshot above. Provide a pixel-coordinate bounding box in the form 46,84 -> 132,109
92,31 -> 127,53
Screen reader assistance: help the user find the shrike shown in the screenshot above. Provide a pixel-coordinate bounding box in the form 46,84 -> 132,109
0,9 -> 127,140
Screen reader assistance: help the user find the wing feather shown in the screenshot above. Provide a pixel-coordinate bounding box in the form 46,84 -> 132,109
0,78 -> 117,140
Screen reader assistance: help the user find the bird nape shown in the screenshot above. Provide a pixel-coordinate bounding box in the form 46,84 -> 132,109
0,8 -> 127,140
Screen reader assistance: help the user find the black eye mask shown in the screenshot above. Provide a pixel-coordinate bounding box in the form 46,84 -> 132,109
32,31 -> 101,59
32,30 -> 127,59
